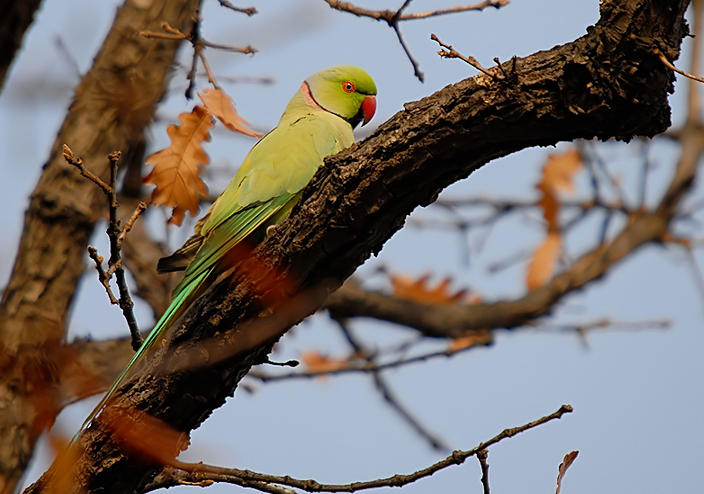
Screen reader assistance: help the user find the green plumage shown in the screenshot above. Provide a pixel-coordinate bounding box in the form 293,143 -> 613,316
75,65 -> 377,438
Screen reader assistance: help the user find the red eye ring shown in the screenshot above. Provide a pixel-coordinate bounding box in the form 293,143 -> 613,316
342,81 -> 355,93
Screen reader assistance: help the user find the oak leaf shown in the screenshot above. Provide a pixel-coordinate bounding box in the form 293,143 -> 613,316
526,231 -> 562,290
144,105 -> 214,225
542,148 -> 583,193
199,88 -> 261,138
391,273 -> 466,305
447,332 -> 491,352
301,351 -> 349,374
105,405 -> 187,463
46,430 -> 81,494
556,450 -> 579,494
537,148 -> 583,230
528,148 -> 582,289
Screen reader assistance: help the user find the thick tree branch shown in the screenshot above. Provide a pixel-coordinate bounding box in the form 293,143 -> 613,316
28,1 -> 690,493
0,0 -> 44,91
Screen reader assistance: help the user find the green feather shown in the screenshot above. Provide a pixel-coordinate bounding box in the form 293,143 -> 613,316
73,65 -> 376,440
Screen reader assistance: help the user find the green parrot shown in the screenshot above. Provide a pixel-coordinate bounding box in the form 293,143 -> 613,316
76,65 -> 377,437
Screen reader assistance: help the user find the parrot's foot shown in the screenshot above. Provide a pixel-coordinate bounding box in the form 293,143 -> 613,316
265,224 -> 276,236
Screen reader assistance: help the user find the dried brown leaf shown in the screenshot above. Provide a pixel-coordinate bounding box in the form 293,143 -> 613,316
526,231 -> 562,290
106,406 -> 187,463
144,105 -> 213,225
538,182 -> 560,230
45,430 -> 81,494
391,274 -> 466,305
199,88 -> 261,138
542,148 -> 583,193
556,450 -> 579,494
447,332 -> 487,352
537,148 -> 583,230
301,351 -> 349,374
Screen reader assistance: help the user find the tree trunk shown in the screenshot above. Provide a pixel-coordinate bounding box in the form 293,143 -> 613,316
0,0 -> 44,91
0,1 -> 199,492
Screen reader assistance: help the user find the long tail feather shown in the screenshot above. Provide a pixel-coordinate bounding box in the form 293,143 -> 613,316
72,268 -> 212,442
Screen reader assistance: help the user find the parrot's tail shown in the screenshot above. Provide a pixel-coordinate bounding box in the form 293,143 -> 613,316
71,267 -> 212,443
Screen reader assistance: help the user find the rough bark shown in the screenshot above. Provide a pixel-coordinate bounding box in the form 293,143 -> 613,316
0,1 -> 199,492
0,0 -> 44,92
27,1 -> 690,493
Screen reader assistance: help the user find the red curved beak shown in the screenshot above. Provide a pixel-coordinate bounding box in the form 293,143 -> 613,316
361,95 -> 376,126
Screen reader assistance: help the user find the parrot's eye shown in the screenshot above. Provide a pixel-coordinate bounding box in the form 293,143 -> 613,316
342,81 -> 355,93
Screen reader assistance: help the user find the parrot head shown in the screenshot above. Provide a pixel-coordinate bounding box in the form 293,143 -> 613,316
303,65 -> 377,128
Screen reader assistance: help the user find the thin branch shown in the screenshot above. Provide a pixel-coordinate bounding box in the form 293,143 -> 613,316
86,246 -> 118,305
146,468 -> 294,494
197,50 -> 219,89
163,405 -> 572,493
393,24 -> 424,82
401,0 -> 509,20
217,1 -> 257,15
62,145 -> 111,194
201,39 -> 256,54
334,320 -> 448,450
251,316 -> 665,383
477,449 -> 490,494
249,333 -> 490,382
140,21 -> 256,98
106,152 -> 143,350
323,0 -> 508,81
654,46 -> 704,84
372,372 -> 449,450
431,33 -> 503,79
323,0 -> 508,21
64,147 -> 143,350
687,0 -> 703,121
117,202 -> 148,248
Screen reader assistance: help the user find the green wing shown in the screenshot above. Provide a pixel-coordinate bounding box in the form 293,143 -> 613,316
74,111 -> 351,440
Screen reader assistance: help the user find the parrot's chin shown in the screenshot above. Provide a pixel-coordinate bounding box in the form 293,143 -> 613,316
349,111 -> 364,129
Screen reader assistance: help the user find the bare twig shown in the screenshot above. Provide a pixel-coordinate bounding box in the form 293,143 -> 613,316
217,1 -> 257,15
64,146 -> 144,350
335,320 -> 449,450
323,0 -> 507,22
477,449 -> 490,494
87,246 -> 118,305
251,315 -> 665,383
146,468 -> 294,494
401,0 -> 509,20
158,405 -> 572,493
324,0 -> 509,81
197,51 -> 219,89
117,202 -> 148,248
393,24 -> 424,82
249,333 -> 490,382
431,33 -> 502,79
654,47 -> 704,84
62,144 -> 111,194
201,39 -> 256,54
580,141 -> 628,208
140,20 -> 256,98
106,152 -> 143,350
